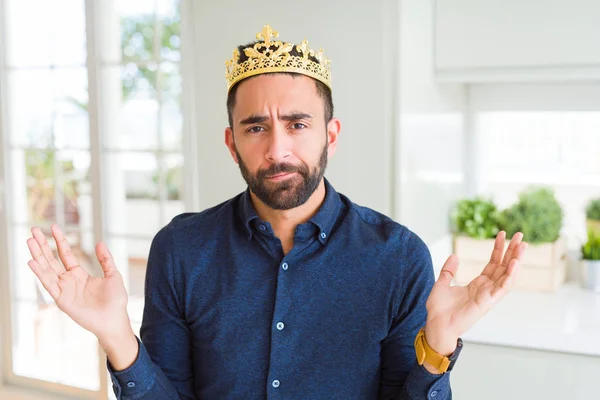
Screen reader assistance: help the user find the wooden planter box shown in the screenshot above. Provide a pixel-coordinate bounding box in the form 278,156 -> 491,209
452,235 -> 567,292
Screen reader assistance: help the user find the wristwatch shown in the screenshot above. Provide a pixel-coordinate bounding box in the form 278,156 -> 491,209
414,327 -> 463,374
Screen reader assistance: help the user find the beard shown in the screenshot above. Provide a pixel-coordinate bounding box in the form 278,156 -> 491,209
235,143 -> 328,210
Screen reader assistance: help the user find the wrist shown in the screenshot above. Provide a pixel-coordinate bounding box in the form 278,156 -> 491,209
98,326 -> 139,371
423,325 -> 459,357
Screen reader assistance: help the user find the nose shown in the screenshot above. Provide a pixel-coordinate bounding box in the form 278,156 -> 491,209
265,123 -> 292,163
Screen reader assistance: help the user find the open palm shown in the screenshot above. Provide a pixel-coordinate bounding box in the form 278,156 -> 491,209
424,231 -> 528,354
26,224 -> 129,338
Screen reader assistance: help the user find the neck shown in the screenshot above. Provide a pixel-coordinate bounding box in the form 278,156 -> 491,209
250,179 -> 326,253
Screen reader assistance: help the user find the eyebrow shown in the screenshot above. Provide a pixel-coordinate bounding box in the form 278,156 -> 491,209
239,112 -> 314,125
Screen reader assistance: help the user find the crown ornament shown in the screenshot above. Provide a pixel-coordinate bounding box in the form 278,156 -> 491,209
225,25 -> 332,93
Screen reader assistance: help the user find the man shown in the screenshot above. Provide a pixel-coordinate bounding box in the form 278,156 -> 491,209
26,25 -> 527,399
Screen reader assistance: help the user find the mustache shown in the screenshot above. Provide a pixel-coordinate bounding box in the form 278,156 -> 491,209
257,163 -> 307,179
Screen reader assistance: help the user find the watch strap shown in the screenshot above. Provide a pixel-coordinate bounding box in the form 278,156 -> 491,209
414,327 -> 461,373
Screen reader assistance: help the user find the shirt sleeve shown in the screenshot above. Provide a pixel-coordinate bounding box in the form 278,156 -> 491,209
378,230 -> 452,400
107,222 -> 196,399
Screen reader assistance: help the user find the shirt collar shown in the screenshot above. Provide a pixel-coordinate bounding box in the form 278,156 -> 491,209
237,177 -> 342,244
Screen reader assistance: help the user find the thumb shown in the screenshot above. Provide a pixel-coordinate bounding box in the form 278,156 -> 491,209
437,254 -> 459,287
95,242 -> 118,277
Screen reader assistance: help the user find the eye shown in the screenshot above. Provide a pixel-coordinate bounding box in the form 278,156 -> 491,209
291,123 -> 306,130
247,126 -> 265,134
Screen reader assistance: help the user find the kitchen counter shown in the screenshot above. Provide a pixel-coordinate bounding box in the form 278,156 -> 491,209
461,282 -> 600,356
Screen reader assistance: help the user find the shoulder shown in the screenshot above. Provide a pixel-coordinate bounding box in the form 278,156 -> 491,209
340,193 -> 429,254
152,193 -> 243,245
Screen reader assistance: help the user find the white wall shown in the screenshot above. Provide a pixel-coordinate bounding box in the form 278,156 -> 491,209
398,0 -> 466,269
434,0 -> 600,82
190,0 -> 399,216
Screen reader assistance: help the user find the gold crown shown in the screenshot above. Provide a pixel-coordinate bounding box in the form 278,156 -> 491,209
225,25 -> 332,93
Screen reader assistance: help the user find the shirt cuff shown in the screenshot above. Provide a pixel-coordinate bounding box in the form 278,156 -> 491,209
107,336 -> 157,398
404,364 -> 451,400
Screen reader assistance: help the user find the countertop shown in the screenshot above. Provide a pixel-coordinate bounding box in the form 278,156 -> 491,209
461,283 -> 600,357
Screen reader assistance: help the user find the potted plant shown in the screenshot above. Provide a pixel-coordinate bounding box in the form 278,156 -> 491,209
500,186 -> 566,292
451,197 -> 503,285
451,196 -> 502,240
585,198 -> 600,237
451,187 -> 567,292
581,229 -> 600,292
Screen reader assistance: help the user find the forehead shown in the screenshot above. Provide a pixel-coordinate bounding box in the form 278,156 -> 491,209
233,74 -> 323,117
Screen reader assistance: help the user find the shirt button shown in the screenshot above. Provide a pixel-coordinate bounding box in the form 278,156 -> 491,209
259,224 -> 266,231
430,390 -> 438,398
127,381 -> 136,388
320,232 -> 327,239
281,262 -> 288,270
276,322 -> 285,330
272,379 -> 280,388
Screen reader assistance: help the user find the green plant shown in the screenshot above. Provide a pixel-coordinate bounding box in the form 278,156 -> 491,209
501,186 -> 563,245
582,229 -> 600,260
585,198 -> 600,220
451,197 -> 502,239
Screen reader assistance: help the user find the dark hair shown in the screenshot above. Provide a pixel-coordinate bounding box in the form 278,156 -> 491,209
226,41 -> 334,128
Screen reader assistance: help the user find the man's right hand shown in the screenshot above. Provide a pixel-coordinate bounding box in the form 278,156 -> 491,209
26,224 -> 139,370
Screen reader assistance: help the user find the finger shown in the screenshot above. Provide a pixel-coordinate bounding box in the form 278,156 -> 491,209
492,232 -> 524,281
436,254 -> 459,287
51,224 -> 80,271
488,231 -> 506,264
31,226 -> 65,274
28,259 -> 60,300
27,237 -> 51,271
481,231 -> 506,278
493,243 -> 526,294
95,242 -> 118,277
492,258 -> 520,297
501,232 -> 524,270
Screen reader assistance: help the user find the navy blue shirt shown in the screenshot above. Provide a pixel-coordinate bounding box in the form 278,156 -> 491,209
108,179 -> 452,399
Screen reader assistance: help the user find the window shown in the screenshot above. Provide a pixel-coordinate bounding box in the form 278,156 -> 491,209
0,0 -> 190,397
471,84 -> 600,248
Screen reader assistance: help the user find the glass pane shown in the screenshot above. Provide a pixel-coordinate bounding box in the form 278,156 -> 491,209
12,301 -> 100,390
160,62 -> 182,150
120,12 -> 155,62
158,0 -> 181,63
24,149 -> 56,225
12,225 -> 39,302
6,68 -> 88,149
10,149 -> 91,228
10,150 -> 30,225
162,153 -> 185,223
7,70 -> 54,148
104,152 -> 161,236
102,65 -> 159,150
54,68 -> 90,149
57,150 -> 92,230
5,0 -> 86,68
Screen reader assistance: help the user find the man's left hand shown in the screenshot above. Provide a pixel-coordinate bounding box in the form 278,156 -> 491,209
424,231 -> 528,358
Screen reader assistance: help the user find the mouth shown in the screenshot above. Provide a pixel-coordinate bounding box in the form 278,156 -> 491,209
266,172 -> 297,181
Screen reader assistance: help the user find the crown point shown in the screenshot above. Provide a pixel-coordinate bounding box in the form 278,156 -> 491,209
257,24 -> 278,46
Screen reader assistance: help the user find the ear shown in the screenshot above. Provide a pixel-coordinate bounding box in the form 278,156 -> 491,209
224,127 -> 239,164
326,118 -> 341,158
